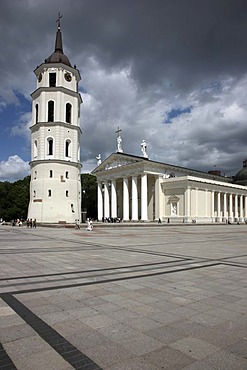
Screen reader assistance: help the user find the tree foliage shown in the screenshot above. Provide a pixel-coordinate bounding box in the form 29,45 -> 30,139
0,176 -> 30,221
0,174 -> 97,222
81,173 -> 97,220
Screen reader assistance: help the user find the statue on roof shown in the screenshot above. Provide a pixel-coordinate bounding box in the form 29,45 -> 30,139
141,139 -> 148,158
96,154 -> 102,166
115,127 -> 123,153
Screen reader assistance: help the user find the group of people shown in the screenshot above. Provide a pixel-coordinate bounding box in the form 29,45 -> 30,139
26,218 -> 37,228
102,216 -> 121,223
75,218 -> 93,231
11,219 -> 24,226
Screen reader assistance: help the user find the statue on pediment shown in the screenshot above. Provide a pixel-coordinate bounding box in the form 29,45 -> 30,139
141,139 -> 148,158
116,127 -> 123,153
96,154 -> 102,166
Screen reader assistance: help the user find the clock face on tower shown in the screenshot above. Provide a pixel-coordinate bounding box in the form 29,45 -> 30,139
64,72 -> 72,82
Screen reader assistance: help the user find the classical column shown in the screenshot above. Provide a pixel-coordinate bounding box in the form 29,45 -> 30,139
185,187 -> 191,222
155,176 -> 162,221
111,179 -> 117,219
97,182 -> 103,221
245,196 -> 247,219
211,190 -> 215,221
131,176 -> 138,221
123,178 -> 129,221
205,189 -> 208,218
234,194 -> 238,221
239,195 -> 243,222
104,181 -> 110,219
217,191 -> 221,222
229,193 -> 233,221
195,188 -> 198,217
141,174 -> 148,221
223,193 -> 227,221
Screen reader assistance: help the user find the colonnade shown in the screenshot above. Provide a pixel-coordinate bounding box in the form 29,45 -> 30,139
97,177 -> 247,223
97,174 -> 152,221
215,192 -> 247,222
184,188 -> 247,222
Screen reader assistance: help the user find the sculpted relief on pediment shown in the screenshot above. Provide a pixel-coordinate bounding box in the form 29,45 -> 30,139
105,159 -> 138,170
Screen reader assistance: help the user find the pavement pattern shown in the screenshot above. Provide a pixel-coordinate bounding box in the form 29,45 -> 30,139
0,223 -> 246,369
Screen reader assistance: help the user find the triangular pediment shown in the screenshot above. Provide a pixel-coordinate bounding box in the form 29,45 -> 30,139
92,153 -> 144,174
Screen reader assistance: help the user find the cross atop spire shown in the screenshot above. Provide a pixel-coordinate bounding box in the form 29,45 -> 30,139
56,12 -> 63,30
115,127 -> 122,137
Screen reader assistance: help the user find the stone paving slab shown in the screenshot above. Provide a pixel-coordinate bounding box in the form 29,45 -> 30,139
0,224 -> 246,369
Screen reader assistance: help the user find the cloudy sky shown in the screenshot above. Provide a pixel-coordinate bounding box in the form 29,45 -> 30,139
1,0 -> 247,181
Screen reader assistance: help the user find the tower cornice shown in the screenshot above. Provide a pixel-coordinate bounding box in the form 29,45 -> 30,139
31,86 -> 83,104
29,159 -> 82,169
34,63 -> 81,81
29,121 -> 82,134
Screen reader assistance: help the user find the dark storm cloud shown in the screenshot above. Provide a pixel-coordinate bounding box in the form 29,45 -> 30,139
1,0 -> 247,179
2,0 -> 247,94
70,0 -> 247,89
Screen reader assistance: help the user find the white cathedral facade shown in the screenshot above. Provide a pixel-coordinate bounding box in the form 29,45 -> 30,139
28,18 -> 82,223
92,148 -> 247,224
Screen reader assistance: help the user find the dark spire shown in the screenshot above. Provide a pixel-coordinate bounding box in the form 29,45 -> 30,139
45,13 -> 71,67
55,13 -> 63,53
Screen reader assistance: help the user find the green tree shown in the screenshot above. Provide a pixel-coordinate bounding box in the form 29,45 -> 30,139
0,176 -> 30,221
81,173 -> 97,220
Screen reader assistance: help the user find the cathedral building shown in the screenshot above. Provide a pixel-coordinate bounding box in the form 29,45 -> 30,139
28,17 -> 82,223
92,141 -> 247,223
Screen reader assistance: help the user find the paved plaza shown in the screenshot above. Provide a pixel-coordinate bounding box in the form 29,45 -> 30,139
0,223 -> 247,369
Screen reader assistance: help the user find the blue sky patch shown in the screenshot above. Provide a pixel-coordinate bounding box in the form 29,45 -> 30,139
164,106 -> 192,124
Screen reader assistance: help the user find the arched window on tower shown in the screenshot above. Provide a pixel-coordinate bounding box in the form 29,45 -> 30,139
34,140 -> 38,158
35,104 -> 39,124
66,103 -> 72,123
47,138 -> 53,156
65,139 -> 71,158
48,189 -> 52,197
48,101 -> 54,122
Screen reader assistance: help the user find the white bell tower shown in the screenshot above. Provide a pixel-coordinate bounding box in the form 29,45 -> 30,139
28,16 -> 82,223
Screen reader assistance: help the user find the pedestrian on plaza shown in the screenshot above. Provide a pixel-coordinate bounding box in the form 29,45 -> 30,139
86,218 -> 93,231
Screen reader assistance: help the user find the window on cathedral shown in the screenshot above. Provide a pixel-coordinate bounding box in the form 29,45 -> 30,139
35,104 -> 39,124
65,140 -> 71,157
48,101 -> 54,122
48,138 -> 53,155
49,73 -> 56,87
50,170 -> 53,178
66,190 -> 69,197
71,204 -> 75,213
66,103 -> 72,123
48,189 -> 52,197
65,171 -> 69,179
34,140 -> 38,158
